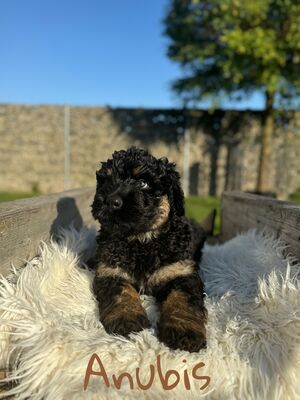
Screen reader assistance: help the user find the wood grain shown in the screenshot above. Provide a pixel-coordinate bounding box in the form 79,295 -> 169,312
221,191 -> 300,259
0,187 -> 98,277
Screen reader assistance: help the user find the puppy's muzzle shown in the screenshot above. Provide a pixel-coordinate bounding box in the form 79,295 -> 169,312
108,194 -> 123,210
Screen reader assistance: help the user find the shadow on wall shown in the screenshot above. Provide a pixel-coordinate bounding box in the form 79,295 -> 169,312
106,108 -> 257,196
107,107 -> 186,146
196,110 -> 256,196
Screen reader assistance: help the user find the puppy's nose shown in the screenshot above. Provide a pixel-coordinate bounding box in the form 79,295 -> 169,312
110,196 -> 123,210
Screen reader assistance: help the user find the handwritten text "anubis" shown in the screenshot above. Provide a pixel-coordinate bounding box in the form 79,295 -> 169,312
84,353 -> 210,391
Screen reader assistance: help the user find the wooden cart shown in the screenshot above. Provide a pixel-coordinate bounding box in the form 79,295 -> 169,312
1,188 -> 300,390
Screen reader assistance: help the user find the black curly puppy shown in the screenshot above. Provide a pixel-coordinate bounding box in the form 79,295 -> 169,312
91,147 -> 208,352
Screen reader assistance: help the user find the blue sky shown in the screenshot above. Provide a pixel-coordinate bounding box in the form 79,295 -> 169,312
0,0 -> 264,109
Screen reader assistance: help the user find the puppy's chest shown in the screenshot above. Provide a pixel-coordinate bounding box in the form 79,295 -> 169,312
97,224 -> 193,286
98,236 -> 174,276
126,240 -> 183,290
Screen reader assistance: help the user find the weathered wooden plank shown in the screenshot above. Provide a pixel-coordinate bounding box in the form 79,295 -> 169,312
221,191 -> 300,259
0,187 -> 98,277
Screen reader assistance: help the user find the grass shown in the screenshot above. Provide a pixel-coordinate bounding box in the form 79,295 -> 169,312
0,191 -> 40,202
185,196 -> 221,235
290,190 -> 300,202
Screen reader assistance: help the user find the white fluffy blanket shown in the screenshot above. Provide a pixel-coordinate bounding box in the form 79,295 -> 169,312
0,228 -> 299,400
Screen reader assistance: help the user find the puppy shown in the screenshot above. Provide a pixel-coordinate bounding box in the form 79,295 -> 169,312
91,147 -> 207,352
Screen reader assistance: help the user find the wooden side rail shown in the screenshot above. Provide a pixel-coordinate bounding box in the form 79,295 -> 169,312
221,191 -> 300,260
0,187 -> 97,277
1,189 -> 299,277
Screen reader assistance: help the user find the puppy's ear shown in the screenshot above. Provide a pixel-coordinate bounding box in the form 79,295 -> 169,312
96,169 -> 101,180
96,161 -> 112,182
95,162 -> 104,181
160,158 -> 185,217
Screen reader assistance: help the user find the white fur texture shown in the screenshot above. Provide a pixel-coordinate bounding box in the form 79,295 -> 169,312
0,228 -> 299,399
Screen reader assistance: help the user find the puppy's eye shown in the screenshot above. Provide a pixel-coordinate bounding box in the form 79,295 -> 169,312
139,179 -> 149,189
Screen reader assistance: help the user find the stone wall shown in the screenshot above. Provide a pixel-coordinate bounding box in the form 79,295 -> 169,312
0,104 -> 299,199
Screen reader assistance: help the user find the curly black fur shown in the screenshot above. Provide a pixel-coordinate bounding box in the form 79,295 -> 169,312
91,147 -> 207,352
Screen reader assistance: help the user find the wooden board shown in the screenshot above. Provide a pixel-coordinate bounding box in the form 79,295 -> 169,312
0,187 -> 98,277
221,191 -> 300,259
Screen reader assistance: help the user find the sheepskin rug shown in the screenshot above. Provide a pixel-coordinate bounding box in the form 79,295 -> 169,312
0,228 -> 300,400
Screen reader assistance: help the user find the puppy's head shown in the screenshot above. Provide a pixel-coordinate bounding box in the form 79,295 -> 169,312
91,147 -> 184,235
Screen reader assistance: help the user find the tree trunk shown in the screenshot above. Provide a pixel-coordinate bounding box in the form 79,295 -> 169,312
257,92 -> 274,193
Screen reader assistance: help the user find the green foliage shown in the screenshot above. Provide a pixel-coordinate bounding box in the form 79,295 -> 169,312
185,196 -> 220,234
164,0 -> 300,104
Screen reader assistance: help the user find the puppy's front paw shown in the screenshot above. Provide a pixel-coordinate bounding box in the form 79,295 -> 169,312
104,313 -> 151,337
158,321 -> 206,353
156,287 -> 207,352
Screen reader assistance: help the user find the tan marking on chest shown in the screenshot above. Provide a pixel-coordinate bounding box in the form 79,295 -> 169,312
96,264 -> 134,284
147,260 -> 195,289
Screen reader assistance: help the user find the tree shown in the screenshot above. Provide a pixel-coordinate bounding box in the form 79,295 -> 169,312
164,0 -> 300,192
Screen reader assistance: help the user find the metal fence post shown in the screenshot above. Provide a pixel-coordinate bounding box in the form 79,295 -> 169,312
183,127 -> 190,196
64,105 -> 71,190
